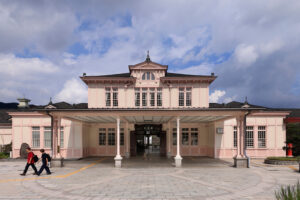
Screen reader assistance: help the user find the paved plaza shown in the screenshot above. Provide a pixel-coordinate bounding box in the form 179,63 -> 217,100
0,157 -> 299,200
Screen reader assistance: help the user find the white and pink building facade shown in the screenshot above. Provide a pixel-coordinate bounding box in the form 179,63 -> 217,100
7,55 -> 289,167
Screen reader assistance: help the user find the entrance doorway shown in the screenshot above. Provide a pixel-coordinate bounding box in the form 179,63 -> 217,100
130,124 -> 166,157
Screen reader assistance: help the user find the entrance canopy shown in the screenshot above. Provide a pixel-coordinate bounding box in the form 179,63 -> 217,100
47,109 -> 253,124
65,115 -> 232,124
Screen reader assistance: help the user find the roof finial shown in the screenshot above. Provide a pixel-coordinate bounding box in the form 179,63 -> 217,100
145,50 -> 151,62
242,96 -> 250,108
48,97 -> 53,105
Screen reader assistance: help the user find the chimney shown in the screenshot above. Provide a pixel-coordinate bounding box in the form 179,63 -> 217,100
211,72 -> 215,76
17,98 -> 31,108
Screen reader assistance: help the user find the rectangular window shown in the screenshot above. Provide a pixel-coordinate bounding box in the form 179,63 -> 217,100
233,126 -> 237,148
246,126 -> 254,148
99,128 -> 106,145
60,127 -> 64,148
142,88 -> 147,106
105,88 -> 111,106
186,88 -> 192,106
44,127 -> 52,148
172,128 -> 177,145
157,88 -> 162,106
150,88 -> 155,106
108,128 -> 115,145
120,128 -> 124,146
113,88 -> 118,107
32,127 -> 40,148
258,126 -> 266,148
191,128 -> 198,145
182,128 -> 189,145
179,88 -> 185,106
135,88 -> 140,106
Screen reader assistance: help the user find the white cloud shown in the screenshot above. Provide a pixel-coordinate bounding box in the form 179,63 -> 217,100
0,1 -> 299,107
234,44 -> 258,67
209,90 -> 226,103
54,78 -> 87,104
0,54 -> 58,79
172,63 -> 214,75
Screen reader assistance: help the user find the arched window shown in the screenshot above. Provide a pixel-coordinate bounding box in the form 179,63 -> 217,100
142,72 -> 155,80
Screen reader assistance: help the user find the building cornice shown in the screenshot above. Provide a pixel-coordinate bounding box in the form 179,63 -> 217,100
160,76 -> 217,84
80,76 -> 136,85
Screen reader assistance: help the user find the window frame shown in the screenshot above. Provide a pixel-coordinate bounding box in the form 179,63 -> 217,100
142,88 -> 148,107
191,128 -> 198,146
108,128 -> 115,146
233,126 -> 237,148
142,72 -> 155,80
120,128 -> 124,146
186,88 -> 192,106
150,88 -> 155,106
112,88 -> 118,107
44,127 -> 52,148
105,88 -> 111,107
172,128 -> 177,145
135,88 -> 140,107
99,128 -> 106,145
179,88 -> 185,106
246,126 -> 254,148
157,88 -> 162,107
258,126 -> 266,148
32,127 -> 40,148
181,128 -> 189,145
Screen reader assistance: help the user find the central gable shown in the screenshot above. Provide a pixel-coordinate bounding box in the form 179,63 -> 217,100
128,61 -> 168,73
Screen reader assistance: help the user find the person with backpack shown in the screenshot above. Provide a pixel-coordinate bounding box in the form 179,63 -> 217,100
37,149 -> 51,175
20,147 -> 38,176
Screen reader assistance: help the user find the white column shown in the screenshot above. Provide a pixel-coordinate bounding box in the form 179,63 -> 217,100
114,117 -> 122,167
174,116 -> 182,167
125,122 -> 130,158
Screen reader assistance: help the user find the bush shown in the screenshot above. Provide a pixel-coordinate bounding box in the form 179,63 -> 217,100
275,182 -> 300,200
267,157 -> 300,161
0,152 -> 9,159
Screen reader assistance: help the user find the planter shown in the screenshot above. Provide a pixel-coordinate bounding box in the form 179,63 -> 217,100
264,159 -> 299,165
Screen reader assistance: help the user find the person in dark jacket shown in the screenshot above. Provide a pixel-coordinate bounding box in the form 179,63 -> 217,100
37,149 -> 51,175
20,147 -> 38,176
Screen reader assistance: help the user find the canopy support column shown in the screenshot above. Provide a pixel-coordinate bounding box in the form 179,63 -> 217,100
114,117 -> 122,167
234,114 -> 249,168
174,117 -> 182,167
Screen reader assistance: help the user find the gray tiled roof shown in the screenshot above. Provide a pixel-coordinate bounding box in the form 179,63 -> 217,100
83,72 -> 215,78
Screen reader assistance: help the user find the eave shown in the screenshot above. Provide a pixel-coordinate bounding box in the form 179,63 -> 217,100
80,76 -> 136,85
160,76 -> 217,84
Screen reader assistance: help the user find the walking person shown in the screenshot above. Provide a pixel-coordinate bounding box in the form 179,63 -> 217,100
37,149 -> 51,176
20,147 -> 38,176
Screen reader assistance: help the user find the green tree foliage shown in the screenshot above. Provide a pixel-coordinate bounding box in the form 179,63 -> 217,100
286,123 -> 300,156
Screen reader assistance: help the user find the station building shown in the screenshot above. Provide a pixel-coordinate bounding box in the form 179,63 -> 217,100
2,54 -> 291,167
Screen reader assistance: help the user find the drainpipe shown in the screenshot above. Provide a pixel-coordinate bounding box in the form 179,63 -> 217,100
244,111 -> 251,168
46,111 -> 54,158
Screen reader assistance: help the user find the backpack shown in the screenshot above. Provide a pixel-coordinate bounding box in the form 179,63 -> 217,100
33,155 -> 39,163
46,154 -> 52,162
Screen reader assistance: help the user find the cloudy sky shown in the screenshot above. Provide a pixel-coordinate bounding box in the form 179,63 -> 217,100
0,0 -> 299,108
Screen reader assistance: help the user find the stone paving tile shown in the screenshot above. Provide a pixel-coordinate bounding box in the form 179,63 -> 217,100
0,158 -> 299,200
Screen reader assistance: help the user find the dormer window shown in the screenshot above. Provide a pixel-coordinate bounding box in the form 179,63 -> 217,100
142,72 -> 155,80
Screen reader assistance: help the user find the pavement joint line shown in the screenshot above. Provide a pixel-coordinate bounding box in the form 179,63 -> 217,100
287,165 -> 298,171
0,158 -> 106,183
